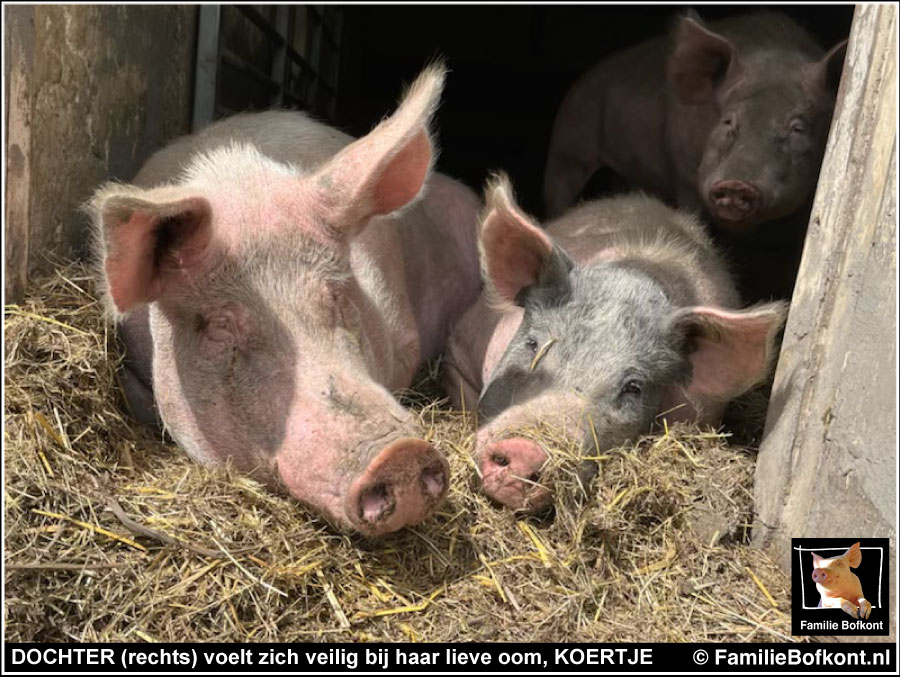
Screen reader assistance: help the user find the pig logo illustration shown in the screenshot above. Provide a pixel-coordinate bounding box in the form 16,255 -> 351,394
811,542 -> 871,619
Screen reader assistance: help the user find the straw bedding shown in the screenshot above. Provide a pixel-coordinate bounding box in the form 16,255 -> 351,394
4,261 -> 798,643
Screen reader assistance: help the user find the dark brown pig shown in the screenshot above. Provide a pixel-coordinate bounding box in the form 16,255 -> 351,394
543,10 -> 847,290
445,175 -> 786,512
88,65 -> 482,535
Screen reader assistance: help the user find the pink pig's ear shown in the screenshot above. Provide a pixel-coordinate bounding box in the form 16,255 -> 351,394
844,542 -> 862,568
668,15 -> 742,105
310,63 -> 445,238
812,552 -> 824,567
88,187 -> 213,314
479,173 -> 572,309
668,301 -> 788,401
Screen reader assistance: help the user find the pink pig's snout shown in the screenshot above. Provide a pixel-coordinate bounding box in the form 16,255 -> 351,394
811,568 -> 831,586
479,437 -> 552,512
346,438 -> 449,536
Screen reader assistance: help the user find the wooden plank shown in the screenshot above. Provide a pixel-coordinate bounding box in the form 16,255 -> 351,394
4,5 -> 35,303
752,2 -> 897,631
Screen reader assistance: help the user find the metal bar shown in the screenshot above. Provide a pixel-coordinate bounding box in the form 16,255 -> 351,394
307,10 -> 323,113
270,6 -> 290,106
221,48 -> 280,91
235,5 -> 285,47
192,5 -> 221,129
327,11 -> 343,117
307,5 -> 339,48
285,43 -> 312,74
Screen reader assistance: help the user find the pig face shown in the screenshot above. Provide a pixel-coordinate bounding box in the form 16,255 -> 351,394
669,17 -> 847,230
812,542 -> 863,590
88,66 -> 451,535
473,177 -> 786,511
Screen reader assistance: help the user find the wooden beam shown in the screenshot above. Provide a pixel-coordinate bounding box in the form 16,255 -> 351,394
753,2 -> 897,630
4,5 -> 35,303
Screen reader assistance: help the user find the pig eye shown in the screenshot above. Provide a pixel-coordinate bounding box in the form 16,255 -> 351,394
721,112 -> 737,128
790,118 -> 807,134
196,312 -> 239,359
197,313 -> 235,344
525,337 -> 539,354
620,380 -> 643,397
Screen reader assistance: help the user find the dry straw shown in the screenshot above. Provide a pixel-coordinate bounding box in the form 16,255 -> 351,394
5,262 -> 798,642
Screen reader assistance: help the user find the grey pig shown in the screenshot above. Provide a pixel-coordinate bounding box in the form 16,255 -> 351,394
445,175 -> 787,511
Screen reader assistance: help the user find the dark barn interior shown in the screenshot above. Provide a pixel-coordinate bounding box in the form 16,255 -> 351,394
209,5 -> 854,220
332,4 -> 855,218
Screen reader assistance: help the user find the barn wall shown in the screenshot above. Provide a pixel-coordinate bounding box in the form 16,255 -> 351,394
753,3 -> 896,639
3,5 -> 197,302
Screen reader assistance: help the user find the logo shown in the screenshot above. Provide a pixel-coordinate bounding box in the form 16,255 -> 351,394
792,537 -> 890,636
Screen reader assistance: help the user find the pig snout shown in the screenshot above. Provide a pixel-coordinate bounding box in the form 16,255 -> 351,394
479,437 -> 552,512
811,568 -> 830,586
347,438 -> 449,535
708,180 -> 762,224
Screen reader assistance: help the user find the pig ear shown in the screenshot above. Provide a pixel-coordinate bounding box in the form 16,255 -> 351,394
669,16 -> 741,105
844,542 -> 862,568
310,63 -> 445,238
812,552 -> 824,566
89,186 -> 213,314
479,173 -> 573,309
668,301 -> 788,401
808,40 -> 848,95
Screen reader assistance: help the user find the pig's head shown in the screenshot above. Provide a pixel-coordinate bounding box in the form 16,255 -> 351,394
88,65 -> 451,535
473,176 -> 787,512
811,542 -> 862,592
668,14 -> 847,231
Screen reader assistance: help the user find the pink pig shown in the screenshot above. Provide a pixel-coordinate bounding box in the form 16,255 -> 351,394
811,542 -> 872,619
88,64 -> 482,535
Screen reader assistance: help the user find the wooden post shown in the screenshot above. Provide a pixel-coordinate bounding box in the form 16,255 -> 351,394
4,5 -> 34,304
753,3 -> 896,638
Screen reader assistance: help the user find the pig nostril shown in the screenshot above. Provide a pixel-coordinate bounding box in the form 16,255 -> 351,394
527,472 -> 541,483
420,463 -> 446,501
708,181 -> 761,219
359,482 -> 394,524
491,453 -> 510,467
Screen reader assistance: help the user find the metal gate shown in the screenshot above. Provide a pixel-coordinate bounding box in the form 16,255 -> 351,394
192,5 -> 343,130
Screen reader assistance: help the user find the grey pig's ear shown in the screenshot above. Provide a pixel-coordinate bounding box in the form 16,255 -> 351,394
668,15 -> 742,105
479,172 -> 573,310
